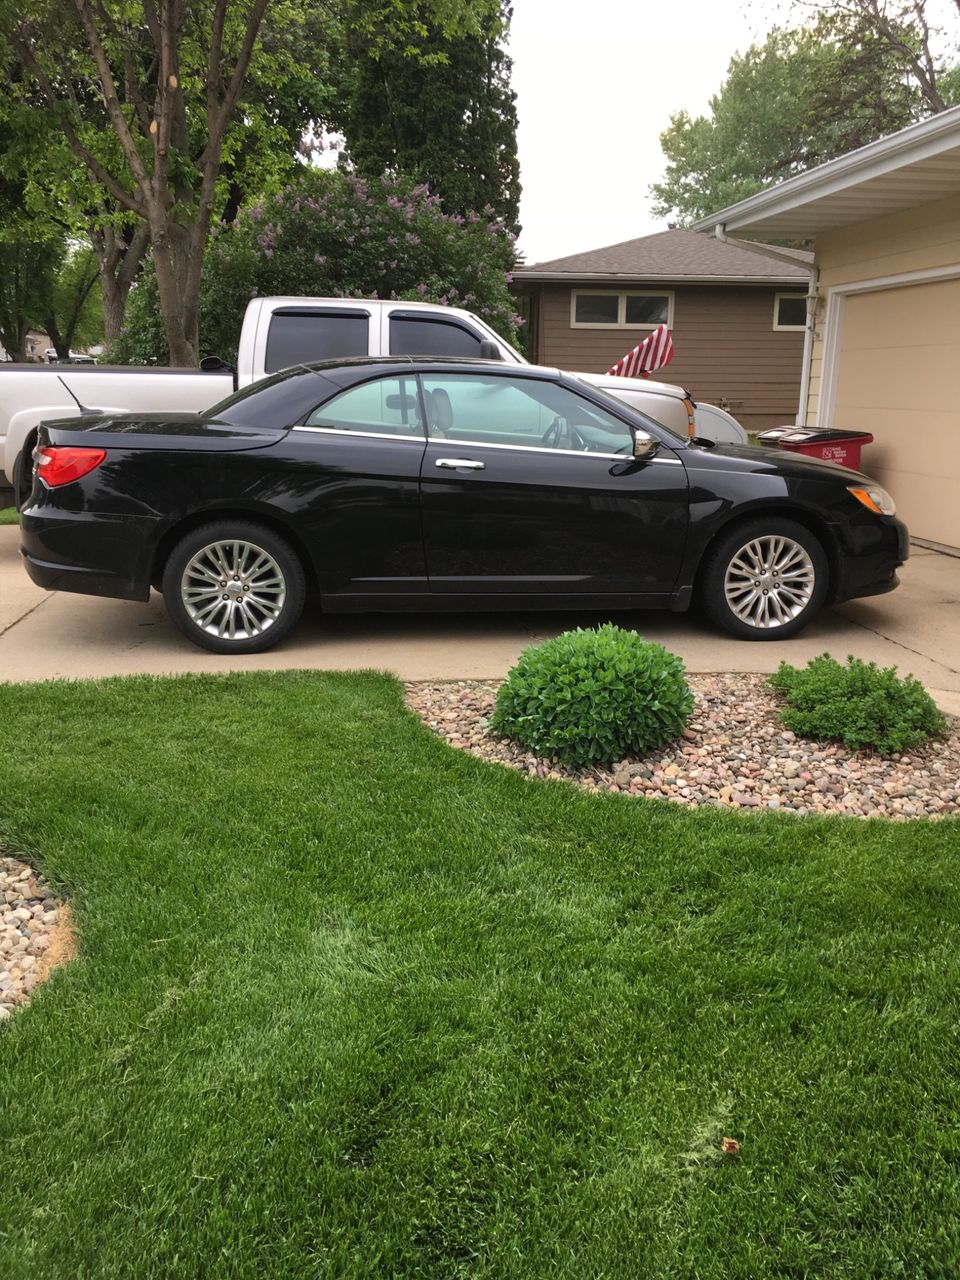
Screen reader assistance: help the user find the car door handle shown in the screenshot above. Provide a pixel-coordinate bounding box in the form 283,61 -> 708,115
435,457 -> 485,471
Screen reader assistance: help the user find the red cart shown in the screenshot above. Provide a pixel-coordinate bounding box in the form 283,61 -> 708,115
756,427 -> 874,471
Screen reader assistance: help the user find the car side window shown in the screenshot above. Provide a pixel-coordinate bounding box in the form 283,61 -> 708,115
419,374 -> 634,454
264,309 -> 370,373
304,376 -> 425,437
390,317 -> 483,357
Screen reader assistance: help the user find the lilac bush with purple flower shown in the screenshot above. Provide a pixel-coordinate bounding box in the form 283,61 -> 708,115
108,169 -> 520,365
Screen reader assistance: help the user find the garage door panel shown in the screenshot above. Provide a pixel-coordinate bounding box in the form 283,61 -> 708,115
836,344 -> 958,413
832,278 -> 960,545
839,281 -> 960,348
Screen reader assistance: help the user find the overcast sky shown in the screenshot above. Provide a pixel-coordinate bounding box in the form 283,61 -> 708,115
507,0 -> 769,264
507,0 -> 959,264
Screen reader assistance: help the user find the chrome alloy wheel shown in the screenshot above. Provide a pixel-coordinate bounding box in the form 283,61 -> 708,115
180,540 -> 286,640
723,535 -> 816,629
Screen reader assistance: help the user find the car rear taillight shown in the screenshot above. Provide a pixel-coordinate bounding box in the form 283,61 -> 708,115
35,446 -> 106,488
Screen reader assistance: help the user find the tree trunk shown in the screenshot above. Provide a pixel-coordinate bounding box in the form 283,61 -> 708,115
101,274 -> 126,347
92,222 -> 150,348
152,226 -> 202,367
44,316 -> 70,360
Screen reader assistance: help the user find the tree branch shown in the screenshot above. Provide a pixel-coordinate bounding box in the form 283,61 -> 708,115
71,0 -> 152,189
215,0 -> 270,138
10,29 -> 147,217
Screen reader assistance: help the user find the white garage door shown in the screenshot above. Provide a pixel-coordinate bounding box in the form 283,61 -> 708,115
833,277 -> 960,546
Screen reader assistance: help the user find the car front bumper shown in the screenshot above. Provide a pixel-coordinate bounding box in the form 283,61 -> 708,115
830,515 -> 909,604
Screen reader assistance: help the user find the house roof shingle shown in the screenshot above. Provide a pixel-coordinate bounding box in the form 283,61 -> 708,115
515,228 -> 812,283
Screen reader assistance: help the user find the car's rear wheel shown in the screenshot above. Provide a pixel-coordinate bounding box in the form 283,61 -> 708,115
699,517 -> 828,640
162,521 -> 306,654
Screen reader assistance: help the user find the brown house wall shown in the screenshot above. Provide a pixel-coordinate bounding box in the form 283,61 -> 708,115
527,283 -> 806,431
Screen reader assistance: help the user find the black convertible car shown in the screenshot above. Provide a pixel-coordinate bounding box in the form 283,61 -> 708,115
20,357 -> 907,654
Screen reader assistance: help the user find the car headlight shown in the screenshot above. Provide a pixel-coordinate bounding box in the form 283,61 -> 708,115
847,484 -> 896,517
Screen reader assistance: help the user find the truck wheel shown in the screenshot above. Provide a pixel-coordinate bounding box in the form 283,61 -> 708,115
699,518 -> 828,640
162,521 -> 306,654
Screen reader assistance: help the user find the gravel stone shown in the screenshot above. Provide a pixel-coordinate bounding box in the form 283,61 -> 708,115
405,673 -> 960,822
0,855 -> 69,1018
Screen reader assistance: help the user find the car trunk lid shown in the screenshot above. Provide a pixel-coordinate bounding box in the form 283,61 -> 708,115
37,412 -> 289,454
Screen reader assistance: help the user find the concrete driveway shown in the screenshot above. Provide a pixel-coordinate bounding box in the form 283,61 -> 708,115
1,526 -> 958,712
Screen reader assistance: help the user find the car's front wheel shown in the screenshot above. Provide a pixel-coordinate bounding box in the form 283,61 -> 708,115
699,517 -> 828,639
162,521 -> 306,654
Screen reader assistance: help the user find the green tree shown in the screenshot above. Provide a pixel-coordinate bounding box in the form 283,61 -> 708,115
3,0 -> 501,367
44,245 -> 103,358
651,18 -> 929,224
811,0 -> 960,113
4,0 -> 320,366
333,1 -> 521,230
109,168 -> 521,365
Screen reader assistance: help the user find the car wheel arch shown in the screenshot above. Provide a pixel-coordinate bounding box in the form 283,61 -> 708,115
150,507 -> 317,595
692,504 -> 841,603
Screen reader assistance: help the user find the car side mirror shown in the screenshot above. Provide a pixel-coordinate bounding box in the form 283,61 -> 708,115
479,339 -> 501,360
632,430 -> 660,461
200,355 -> 236,375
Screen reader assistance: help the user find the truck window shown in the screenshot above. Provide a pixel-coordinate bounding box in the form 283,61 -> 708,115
389,316 -> 483,358
265,310 -> 369,373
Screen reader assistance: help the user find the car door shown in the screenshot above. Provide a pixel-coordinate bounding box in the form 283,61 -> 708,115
286,372 -> 428,594
418,371 -> 689,596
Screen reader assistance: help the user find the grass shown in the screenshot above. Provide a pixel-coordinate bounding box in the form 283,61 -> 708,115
1,670 -> 959,1278
0,506 -> 18,525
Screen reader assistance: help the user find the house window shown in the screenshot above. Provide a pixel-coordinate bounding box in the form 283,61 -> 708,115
571,291 -> 673,329
774,293 -> 807,330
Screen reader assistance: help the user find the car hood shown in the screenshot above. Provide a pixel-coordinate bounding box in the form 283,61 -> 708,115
683,441 -> 875,486
39,411 -> 288,452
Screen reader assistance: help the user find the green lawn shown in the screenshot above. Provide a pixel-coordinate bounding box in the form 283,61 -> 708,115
1,670 -> 959,1278
0,506 -> 18,525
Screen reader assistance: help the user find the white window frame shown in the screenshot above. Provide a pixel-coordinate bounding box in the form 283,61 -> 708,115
773,292 -> 807,331
570,289 -> 674,330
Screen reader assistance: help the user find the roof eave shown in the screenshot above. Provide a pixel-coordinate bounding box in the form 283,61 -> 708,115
692,104 -> 960,236
512,271 -> 808,285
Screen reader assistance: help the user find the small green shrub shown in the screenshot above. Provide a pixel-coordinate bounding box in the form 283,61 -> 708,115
769,654 -> 947,756
490,625 -> 694,766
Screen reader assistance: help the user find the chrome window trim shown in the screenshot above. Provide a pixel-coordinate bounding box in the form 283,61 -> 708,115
293,425 -> 426,443
291,424 -> 684,463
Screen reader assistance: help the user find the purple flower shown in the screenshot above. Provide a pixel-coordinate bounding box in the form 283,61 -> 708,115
406,233 -> 420,246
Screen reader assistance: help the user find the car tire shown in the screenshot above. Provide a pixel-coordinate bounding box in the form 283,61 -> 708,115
162,521 -> 306,654
699,517 -> 828,640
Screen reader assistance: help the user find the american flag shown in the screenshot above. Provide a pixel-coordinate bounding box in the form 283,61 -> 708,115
607,323 -> 674,379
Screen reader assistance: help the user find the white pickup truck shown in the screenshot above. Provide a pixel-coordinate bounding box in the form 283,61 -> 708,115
0,294 -> 745,504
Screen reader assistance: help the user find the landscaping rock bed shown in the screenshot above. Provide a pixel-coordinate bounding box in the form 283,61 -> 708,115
406,674 -> 960,820
0,854 -> 73,1020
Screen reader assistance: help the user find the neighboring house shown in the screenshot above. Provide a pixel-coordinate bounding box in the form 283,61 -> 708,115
695,105 -> 960,549
0,330 -> 53,363
512,228 -> 812,432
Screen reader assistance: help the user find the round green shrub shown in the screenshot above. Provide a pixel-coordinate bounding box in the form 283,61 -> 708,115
769,653 -> 947,756
490,624 -> 694,766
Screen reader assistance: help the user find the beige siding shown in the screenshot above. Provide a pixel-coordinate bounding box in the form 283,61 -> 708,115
532,283 -> 805,431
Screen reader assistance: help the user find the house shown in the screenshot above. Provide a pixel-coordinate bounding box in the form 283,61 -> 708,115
694,105 -> 960,549
512,228 -> 813,432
